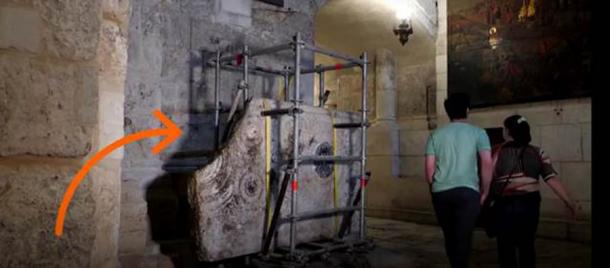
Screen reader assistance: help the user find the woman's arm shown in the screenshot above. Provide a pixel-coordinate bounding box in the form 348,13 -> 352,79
545,177 -> 577,218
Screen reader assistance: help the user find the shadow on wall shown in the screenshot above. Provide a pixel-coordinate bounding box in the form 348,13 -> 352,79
145,172 -> 198,267
143,50 -> 248,268
140,50 -> 371,267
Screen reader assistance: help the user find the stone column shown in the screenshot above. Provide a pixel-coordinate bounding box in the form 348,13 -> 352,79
0,0 -> 127,266
374,49 -> 397,121
435,0 -> 449,126
366,49 -> 400,178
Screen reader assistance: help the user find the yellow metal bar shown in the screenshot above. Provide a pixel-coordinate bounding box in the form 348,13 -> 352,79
277,76 -> 283,101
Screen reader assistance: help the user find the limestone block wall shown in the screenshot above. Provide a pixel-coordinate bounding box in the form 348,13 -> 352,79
120,0 -> 328,262
93,0 -> 130,266
318,57 -> 435,120
366,116 -> 436,224
0,0 -> 129,267
0,157 -> 97,267
314,0 -> 437,119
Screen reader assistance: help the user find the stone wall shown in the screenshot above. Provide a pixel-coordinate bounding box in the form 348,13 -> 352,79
366,115 -> 436,224
93,0 -> 130,266
120,0 -> 327,264
0,0 -> 128,267
314,0 -> 437,119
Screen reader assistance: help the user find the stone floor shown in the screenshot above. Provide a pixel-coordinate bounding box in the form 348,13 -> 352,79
363,218 -> 591,268
249,218 -> 591,268
121,217 -> 591,267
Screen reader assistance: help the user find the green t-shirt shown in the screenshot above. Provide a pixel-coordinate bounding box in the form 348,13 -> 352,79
425,122 -> 491,193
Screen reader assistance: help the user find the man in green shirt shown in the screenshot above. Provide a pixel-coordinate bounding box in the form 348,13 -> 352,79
425,93 -> 493,268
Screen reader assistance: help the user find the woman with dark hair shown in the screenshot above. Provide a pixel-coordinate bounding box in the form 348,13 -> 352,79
490,114 -> 577,268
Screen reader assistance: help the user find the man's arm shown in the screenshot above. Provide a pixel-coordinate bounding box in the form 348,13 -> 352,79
424,134 -> 436,191
478,150 -> 492,205
425,155 -> 436,188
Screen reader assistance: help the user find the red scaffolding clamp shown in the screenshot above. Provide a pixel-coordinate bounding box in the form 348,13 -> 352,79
360,176 -> 368,188
235,53 -> 244,66
291,179 -> 299,192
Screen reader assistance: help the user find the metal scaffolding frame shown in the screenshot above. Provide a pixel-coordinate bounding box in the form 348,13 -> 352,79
208,32 -> 372,263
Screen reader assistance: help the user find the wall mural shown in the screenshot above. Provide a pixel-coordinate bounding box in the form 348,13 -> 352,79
448,0 -> 591,108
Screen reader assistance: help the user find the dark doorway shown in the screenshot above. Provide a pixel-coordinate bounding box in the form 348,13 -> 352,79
485,127 -> 505,154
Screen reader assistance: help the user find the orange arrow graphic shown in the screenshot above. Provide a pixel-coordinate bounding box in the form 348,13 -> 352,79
54,109 -> 182,237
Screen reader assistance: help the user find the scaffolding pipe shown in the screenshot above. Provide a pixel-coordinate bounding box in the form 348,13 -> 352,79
244,45 -> 249,105
302,62 -> 361,74
216,43 -> 292,63
304,44 -> 364,65
214,50 -> 221,150
248,65 -> 284,76
298,240 -> 366,258
281,206 -> 359,223
217,53 -> 240,63
283,70 -> 290,102
218,61 -> 360,76
359,52 -> 368,241
261,107 -> 302,117
298,155 -> 360,163
334,122 -> 370,129
318,70 -> 324,107
262,171 -> 290,255
209,61 -> 285,76
249,43 -> 293,58
289,32 -> 302,257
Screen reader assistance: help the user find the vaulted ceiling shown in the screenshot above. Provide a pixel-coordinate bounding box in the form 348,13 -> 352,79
315,0 -> 438,63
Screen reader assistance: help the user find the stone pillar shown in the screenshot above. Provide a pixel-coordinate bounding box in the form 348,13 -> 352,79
366,49 -> 399,178
435,0 -> 449,126
91,0 -> 131,266
375,49 -> 397,121
0,0 -> 127,266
